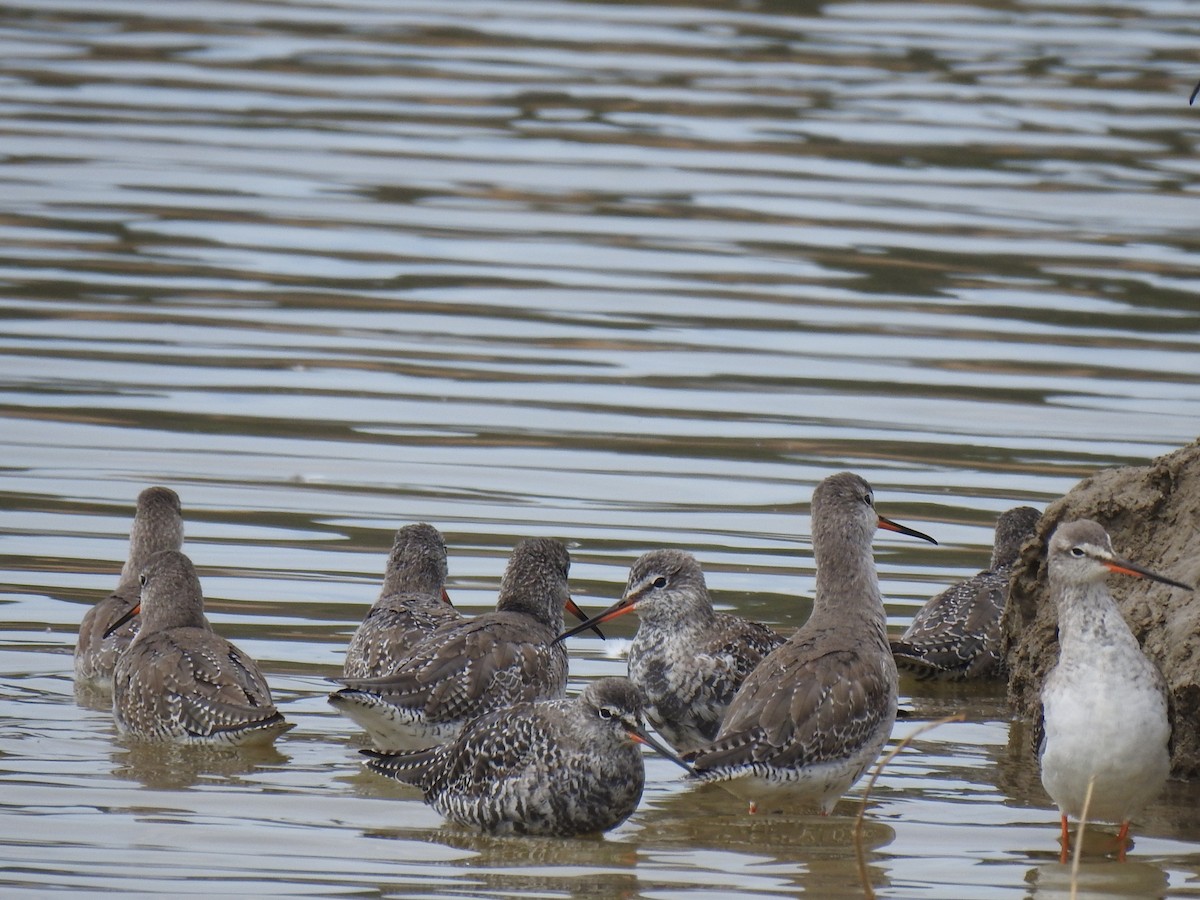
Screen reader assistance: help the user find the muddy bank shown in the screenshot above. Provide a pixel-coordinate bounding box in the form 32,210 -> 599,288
1001,438 -> 1200,778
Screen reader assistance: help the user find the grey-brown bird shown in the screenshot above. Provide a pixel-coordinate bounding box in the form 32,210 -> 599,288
688,472 -> 937,814
329,537 -> 586,750
556,549 -> 785,754
891,505 -> 1040,681
363,677 -> 693,836
342,523 -> 459,679
74,486 -> 187,687
109,549 -> 292,746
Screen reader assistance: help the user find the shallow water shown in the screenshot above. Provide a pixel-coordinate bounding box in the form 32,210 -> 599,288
2,0 -> 1200,896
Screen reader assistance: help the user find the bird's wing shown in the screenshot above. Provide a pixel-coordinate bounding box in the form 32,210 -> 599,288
691,642 -> 891,771
345,598 -> 461,678
334,613 -> 564,723
120,629 -> 281,738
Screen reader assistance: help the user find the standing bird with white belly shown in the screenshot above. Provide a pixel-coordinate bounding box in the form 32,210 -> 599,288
1037,519 -> 1192,862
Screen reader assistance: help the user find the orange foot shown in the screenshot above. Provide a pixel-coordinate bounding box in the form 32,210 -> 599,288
1114,821 -> 1131,862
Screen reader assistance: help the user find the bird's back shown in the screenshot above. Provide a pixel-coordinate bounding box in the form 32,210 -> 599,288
342,592 -> 462,679
333,609 -> 568,725
890,566 -> 1010,680
114,626 -> 289,744
698,629 -> 896,773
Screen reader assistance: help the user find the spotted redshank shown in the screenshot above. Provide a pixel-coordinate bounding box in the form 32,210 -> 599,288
74,486 -> 186,686
330,537 -> 589,750
108,549 -> 292,745
687,471 -> 937,814
342,523 -> 458,679
363,676 -> 693,836
555,549 -> 785,754
1038,519 -> 1191,862
891,505 -> 1040,681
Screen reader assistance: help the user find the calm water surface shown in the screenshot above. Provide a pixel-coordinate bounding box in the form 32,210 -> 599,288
2,0 -> 1199,896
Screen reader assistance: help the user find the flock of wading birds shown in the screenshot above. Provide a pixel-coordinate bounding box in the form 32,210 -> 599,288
72,472 -> 1193,859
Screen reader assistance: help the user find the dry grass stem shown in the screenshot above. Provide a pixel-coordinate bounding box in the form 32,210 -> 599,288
854,713 -> 966,900
1069,775 -> 1095,900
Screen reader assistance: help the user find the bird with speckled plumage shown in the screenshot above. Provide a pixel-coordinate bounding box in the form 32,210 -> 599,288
330,537 -> 591,750
556,549 -> 785,754
342,523 -> 458,679
891,505 -> 1040,681
363,676 -> 692,836
109,549 -> 292,746
75,486 -> 187,687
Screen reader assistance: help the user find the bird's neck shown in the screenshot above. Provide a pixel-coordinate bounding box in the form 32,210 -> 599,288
138,603 -> 208,637
381,567 -> 439,598
1052,577 -> 1138,656
121,521 -> 183,582
498,591 -> 563,630
809,544 -> 886,633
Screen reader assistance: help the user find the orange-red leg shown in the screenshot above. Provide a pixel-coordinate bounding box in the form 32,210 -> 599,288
1059,815 -> 1070,864
1116,821 -> 1130,862
748,800 -> 758,815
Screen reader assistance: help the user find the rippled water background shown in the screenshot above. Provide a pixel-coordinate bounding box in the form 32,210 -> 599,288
2,0 -> 1200,896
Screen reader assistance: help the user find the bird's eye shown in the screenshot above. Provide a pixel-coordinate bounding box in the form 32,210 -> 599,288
862,492 -> 873,507
139,574 -> 147,586
598,706 -> 615,720
1070,547 -> 1085,557
653,576 -> 667,589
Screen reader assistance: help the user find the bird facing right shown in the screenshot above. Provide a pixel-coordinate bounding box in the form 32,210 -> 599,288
1038,519 -> 1192,862
687,472 -> 937,814
363,676 -> 693,836
329,537 -> 580,750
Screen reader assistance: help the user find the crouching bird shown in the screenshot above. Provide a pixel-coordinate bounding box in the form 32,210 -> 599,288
364,677 -> 693,836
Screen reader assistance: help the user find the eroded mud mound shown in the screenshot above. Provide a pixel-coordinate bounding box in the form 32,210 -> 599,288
1001,438 -> 1200,778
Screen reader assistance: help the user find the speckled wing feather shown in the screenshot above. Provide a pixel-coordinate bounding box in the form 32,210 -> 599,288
343,593 -> 462,679
646,614 -> 784,746
437,703 -> 559,794
365,700 -> 558,795
710,615 -> 787,682
116,627 -> 284,739
362,744 -> 440,789
334,611 -> 567,724
1033,703 -> 1046,764
691,644 -> 891,772
890,567 -> 1009,680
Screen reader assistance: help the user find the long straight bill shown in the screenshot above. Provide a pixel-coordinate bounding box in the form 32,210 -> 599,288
103,603 -> 141,639
1104,557 -> 1193,592
628,724 -> 696,776
877,514 -> 938,545
564,597 -> 607,640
